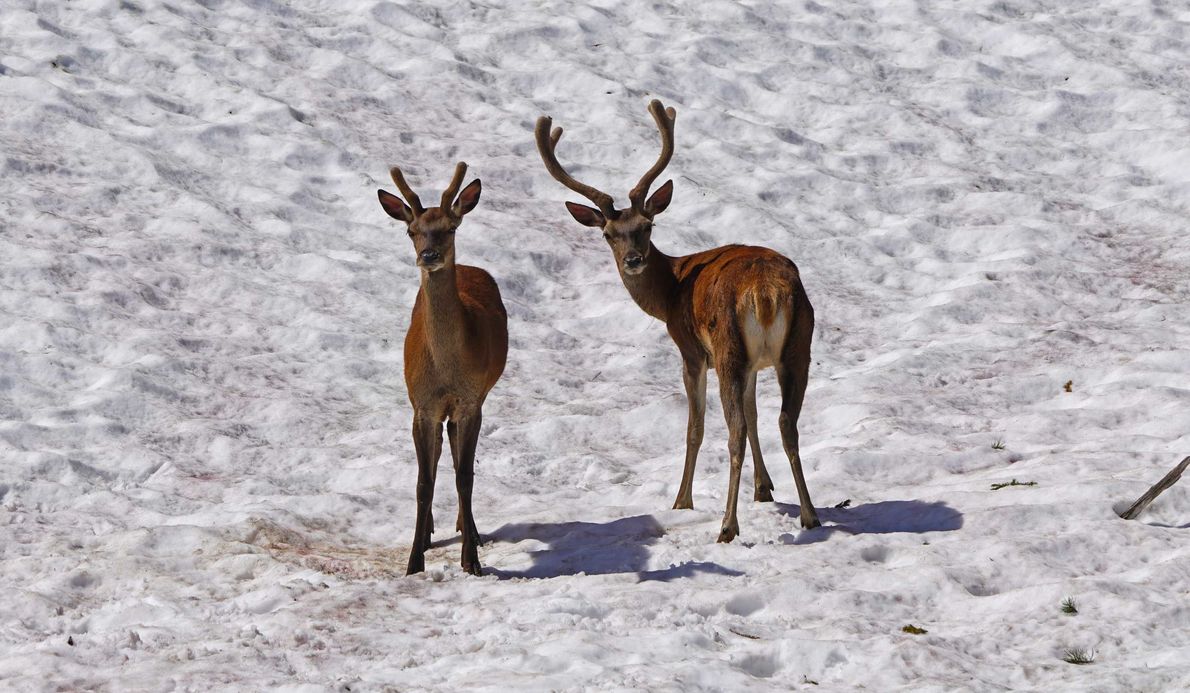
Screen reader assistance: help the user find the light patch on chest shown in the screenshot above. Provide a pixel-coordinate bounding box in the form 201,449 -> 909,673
741,306 -> 789,369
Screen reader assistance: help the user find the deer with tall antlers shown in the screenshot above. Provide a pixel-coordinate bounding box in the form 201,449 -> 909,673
377,162 -> 508,575
535,100 -> 820,542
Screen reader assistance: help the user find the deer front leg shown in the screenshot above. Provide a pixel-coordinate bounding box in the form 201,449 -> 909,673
452,411 -> 484,575
718,367 -> 748,543
407,413 -> 442,575
673,361 -> 707,510
744,371 -> 774,502
448,417 -> 481,549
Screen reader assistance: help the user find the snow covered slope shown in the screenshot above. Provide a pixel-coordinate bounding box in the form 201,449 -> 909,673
2,0 -> 1189,689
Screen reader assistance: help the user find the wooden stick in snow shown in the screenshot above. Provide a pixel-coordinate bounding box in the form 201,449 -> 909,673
1118,455 -> 1190,520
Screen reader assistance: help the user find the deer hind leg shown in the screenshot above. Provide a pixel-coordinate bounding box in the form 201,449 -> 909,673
776,304 -> 820,530
673,360 -> 707,510
407,413 -> 443,575
452,410 -> 484,575
426,421 -> 444,535
744,371 -> 775,502
447,420 -> 467,537
717,362 -> 749,543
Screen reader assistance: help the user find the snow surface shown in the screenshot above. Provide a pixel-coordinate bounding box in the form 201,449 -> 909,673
2,0 -> 1189,690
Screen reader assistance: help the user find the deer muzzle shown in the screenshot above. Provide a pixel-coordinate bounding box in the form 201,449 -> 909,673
418,249 -> 444,270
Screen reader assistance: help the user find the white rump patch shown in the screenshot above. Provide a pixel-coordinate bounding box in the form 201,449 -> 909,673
741,306 -> 789,369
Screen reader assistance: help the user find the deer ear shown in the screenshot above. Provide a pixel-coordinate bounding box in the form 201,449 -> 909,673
453,179 -> 482,217
565,201 -> 605,228
644,179 -> 673,216
378,189 -> 413,223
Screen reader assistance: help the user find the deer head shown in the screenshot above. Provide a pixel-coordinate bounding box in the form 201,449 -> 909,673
536,100 -> 676,276
377,162 -> 482,272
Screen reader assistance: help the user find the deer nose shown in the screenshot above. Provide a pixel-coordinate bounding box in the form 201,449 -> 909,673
419,249 -> 441,265
624,253 -> 644,269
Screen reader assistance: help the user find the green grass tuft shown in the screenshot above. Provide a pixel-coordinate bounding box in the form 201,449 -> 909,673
1061,597 -> 1078,615
992,439 -> 1006,450
901,624 -> 928,635
1062,647 -> 1094,665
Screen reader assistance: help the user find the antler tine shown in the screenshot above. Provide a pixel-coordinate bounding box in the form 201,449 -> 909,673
628,99 -> 677,210
390,166 -> 425,217
440,161 -> 468,215
535,115 -> 618,219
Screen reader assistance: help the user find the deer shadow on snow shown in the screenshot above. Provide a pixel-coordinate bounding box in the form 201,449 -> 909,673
776,499 -> 964,545
484,514 -> 744,582
482,499 -> 962,579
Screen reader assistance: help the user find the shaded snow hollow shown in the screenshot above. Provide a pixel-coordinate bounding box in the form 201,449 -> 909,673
2,1 -> 1189,690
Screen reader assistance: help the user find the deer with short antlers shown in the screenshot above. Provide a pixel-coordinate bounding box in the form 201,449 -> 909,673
535,100 -> 820,542
377,162 -> 508,575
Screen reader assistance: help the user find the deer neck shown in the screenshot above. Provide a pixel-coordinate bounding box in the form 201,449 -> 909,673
619,243 -> 677,323
419,263 -> 467,362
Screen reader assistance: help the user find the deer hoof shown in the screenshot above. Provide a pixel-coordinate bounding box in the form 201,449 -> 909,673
405,554 -> 426,576
717,524 -> 739,543
801,514 -> 821,530
755,487 -> 774,503
672,496 -> 694,510
461,553 -> 482,576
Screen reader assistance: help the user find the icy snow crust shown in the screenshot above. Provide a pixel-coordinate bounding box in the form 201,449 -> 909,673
2,0 -> 1189,689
